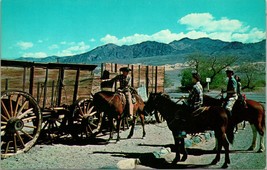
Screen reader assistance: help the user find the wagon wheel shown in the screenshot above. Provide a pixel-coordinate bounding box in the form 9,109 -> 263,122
154,110 -> 165,123
1,90 -> 42,158
70,98 -> 103,140
40,110 -> 66,142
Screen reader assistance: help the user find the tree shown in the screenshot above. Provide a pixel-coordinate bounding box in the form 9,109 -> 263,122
235,62 -> 266,90
181,53 -> 239,89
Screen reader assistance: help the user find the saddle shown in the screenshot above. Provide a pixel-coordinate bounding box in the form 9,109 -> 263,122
115,91 -> 127,106
192,106 -> 210,117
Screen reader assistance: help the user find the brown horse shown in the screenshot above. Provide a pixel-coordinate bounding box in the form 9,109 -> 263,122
203,94 -> 265,152
144,92 -> 234,168
92,91 -> 146,142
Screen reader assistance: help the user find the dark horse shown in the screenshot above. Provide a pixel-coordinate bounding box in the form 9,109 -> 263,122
144,92 -> 234,168
203,94 -> 265,152
92,91 -> 146,142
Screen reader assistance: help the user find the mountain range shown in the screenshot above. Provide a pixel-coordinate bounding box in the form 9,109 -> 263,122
16,37 -> 266,65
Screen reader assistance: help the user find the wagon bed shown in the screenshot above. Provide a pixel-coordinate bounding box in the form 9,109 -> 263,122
1,60 -> 103,158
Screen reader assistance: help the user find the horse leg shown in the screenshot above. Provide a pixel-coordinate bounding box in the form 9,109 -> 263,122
171,132 -> 181,164
139,112 -> 146,139
248,124 -> 257,150
258,134 -> 265,152
116,115 -> 122,142
213,137 -> 218,151
180,138 -> 188,161
242,121 -> 246,130
108,116 -> 114,141
222,133 -> 230,168
211,134 -> 222,165
127,115 -> 136,139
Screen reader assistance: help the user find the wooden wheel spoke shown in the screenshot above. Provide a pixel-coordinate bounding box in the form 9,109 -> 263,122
9,96 -> 14,117
1,114 -> 9,122
22,115 -> 37,123
15,131 -> 25,147
42,122 -> 49,129
90,122 -> 97,128
1,100 -> 11,119
86,102 -> 91,113
5,141 -> 11,154
20,129 -> 33,139
14,95 -> 22,117
78,105 -> 84,116
83,102 -> 86,115
89,111 -> 97,117
17,108 -> 33,119
87,106 -> 94,115
23,124 -> 37,129
1,130 -> 6,136
13,135 -> 17,153
1,122 -> 8,125
1,125 -> 6,130
17,100 -> 29,117
86,125 -> 93,133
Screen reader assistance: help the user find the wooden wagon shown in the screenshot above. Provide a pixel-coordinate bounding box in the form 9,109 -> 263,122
1,60 -> 166,158
1,60 -> 104,158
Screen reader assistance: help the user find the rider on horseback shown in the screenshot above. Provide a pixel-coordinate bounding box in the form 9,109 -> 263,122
222,68 -> 238,117
179,71 -> 203,137
111,67 -> 135,118
187,71 -> 203,112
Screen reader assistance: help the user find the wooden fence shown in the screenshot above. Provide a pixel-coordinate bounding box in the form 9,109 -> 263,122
100,63 -> 165,94
1,60 -> 165,108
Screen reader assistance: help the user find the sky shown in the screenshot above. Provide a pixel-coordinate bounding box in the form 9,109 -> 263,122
1,0 -> 266,60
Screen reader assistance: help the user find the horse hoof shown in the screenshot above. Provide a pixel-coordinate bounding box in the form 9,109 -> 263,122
127,135 -> 132,139
257,148 -> 264,153
142,136 -> 146,139
210,159 -> 218,165
221,163 -> 228,169
181,155 -> 187,162
247,147 -> 254,151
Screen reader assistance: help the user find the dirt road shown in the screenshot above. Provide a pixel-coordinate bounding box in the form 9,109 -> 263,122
1,121 -> 266,169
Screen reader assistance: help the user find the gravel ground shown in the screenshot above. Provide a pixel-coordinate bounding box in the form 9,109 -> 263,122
1,121 -> 174,169
1,120 -> 265,169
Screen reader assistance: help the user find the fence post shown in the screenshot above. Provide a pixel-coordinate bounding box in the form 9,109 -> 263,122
43,67 -> 49,108
23,67 -> 26,92
155,66 -> 158,93
29,66 -> 35,95
146,66 -> 149,95
73,69 -> 80,103
131,65 -> 134,87
5,78 -> 8,90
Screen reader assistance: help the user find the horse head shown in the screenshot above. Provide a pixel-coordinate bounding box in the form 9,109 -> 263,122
203,94 -> 223,107
144,92 -> 170,112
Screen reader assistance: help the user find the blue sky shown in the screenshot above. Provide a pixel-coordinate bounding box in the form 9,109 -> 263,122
2,0 -> 266,59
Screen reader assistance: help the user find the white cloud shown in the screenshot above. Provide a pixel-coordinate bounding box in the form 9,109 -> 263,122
22,52 -> 47,58
178,13 -> 265,43
100,13 -> 265,46
178,13 -> 246,33
90,38 -> 96,42
101,30 -> 185,45
56,41 -> 90,56
49,44 -> 59,50
100,34 -> 119,44
17,41 -> 33,50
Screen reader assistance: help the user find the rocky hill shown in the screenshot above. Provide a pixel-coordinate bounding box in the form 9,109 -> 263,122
16,38 -> 266,65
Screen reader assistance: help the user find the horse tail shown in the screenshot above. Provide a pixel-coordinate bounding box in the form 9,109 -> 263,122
260,103 -> 265,132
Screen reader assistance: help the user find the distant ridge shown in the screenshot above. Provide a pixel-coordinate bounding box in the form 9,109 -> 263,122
15,37 -> 266,65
